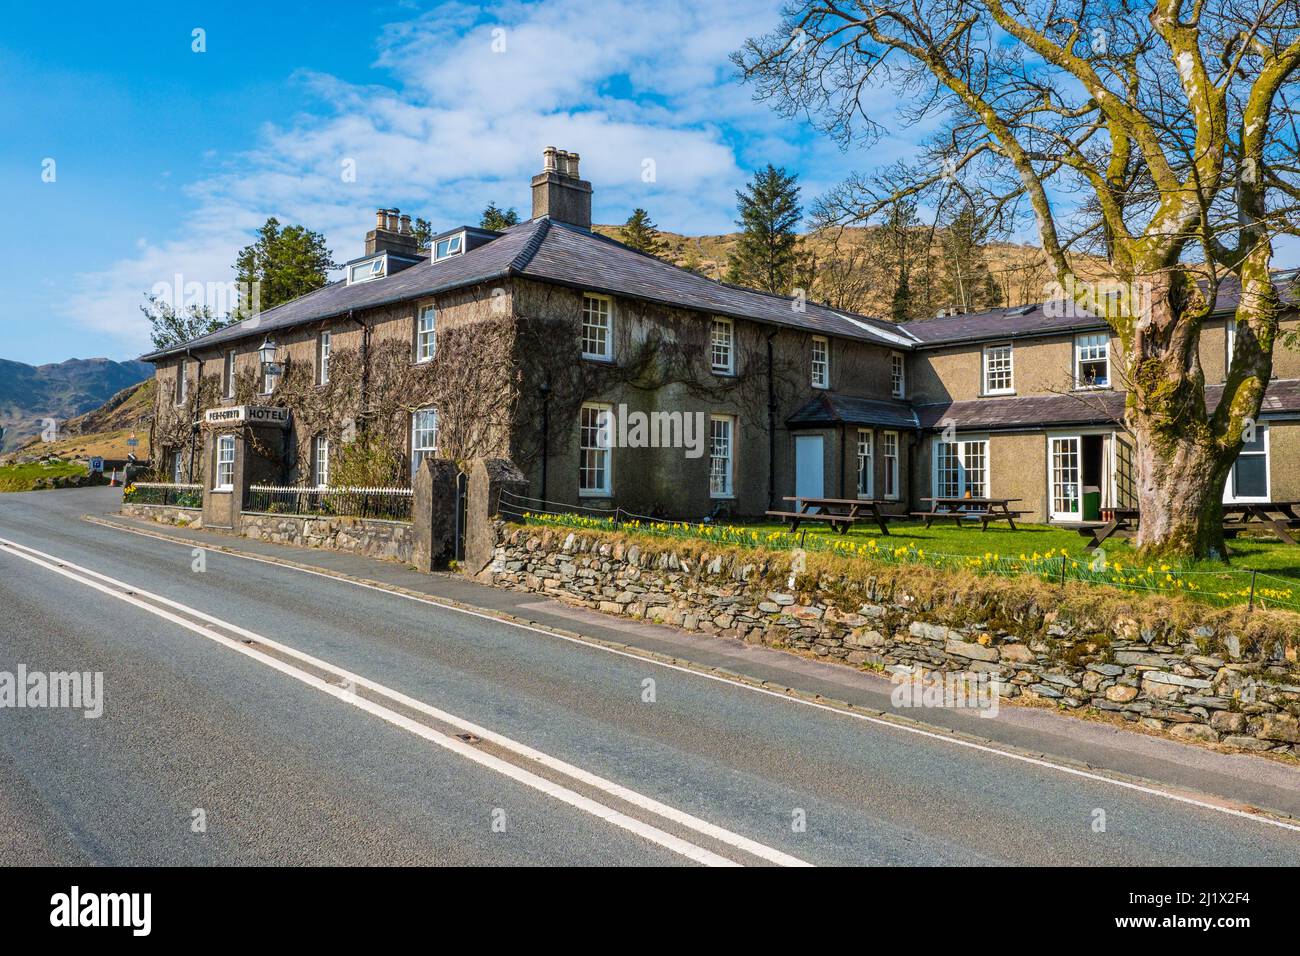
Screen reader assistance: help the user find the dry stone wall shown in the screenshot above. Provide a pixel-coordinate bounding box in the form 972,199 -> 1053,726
486,526 -> 1300,756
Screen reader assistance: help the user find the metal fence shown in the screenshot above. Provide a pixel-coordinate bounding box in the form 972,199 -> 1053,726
125,482 -> 203,508
245,484 -> 414,522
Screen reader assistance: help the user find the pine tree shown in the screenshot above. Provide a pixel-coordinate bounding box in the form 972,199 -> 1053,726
938,202 -> 1000,313
620,208 -> 666,257
233,218 -> 335,315
480,202 -> 521,231
725,165 -> 804,294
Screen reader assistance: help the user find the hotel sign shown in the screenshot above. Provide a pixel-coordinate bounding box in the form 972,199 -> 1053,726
203,405 -> 290,428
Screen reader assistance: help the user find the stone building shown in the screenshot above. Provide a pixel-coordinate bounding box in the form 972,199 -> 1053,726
142,147 -> 1300,523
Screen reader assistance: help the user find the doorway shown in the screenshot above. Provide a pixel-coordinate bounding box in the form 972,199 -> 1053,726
794,435 -> 824,500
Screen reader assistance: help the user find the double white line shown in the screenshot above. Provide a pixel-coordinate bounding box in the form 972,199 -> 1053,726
0,535 -> 810,867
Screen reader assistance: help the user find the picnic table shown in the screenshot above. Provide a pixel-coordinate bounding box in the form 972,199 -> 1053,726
1078,508 -> 1140,550
1080,502 -> 1300,549
1221,501 -> 1300,546
911,497 -> 1028,530
765,496 -> 893,535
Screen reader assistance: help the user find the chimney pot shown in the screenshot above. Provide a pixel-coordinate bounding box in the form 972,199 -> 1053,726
376,209 -> 387,229
399,214 -> 411,235
532,145 -> 592,230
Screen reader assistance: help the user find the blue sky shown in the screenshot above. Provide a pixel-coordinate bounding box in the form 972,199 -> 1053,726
5,2 -> 1290,366
2,0 -> 934,364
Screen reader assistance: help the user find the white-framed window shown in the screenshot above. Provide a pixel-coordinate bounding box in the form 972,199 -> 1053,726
581,293 -> 613,360
891,352 -> 905,399
856,429 -> 874,498
434,233 -> 464,260
411,408 -> 438,475
1225,319 -> 1237,381
312,435 -> 330,488
709,415 -> 735,498
1075,333 -> 1110,388
176,360 -> 189,405
1225,423 -> 1269,503
318,331 -> 331,385
710,318 -> 734,375
933,437 -> 988,499
348,257 -> 385,284
983,342 -> 1014,394
810,336 -> 829,389
882,431 -> 900,500
223,350 -> 236,398
214,435 -> 235,490
579,403 -> 612,496
416,305 -> 436,362
172,450 -> 185,483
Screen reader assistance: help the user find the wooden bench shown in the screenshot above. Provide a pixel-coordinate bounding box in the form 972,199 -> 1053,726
765,510 -> 857,534
914,498 -> 1027,530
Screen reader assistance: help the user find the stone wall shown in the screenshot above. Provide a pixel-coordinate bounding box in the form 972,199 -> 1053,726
239,512 -> 413,563
121,502 -> 202,525
485,526 -> 1300,757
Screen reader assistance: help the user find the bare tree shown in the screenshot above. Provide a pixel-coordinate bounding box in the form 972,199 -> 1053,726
737,0 -> 1300,558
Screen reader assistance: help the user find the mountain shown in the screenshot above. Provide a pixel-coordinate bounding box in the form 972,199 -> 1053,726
592,223 -> 1113,320
0,357 -> 153,453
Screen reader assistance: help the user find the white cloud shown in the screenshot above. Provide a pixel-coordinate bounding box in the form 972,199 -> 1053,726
60,0 -> 810,354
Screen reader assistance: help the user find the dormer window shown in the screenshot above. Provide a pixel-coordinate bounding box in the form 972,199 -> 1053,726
434,233 -> 464,261
348,256 -> 386,285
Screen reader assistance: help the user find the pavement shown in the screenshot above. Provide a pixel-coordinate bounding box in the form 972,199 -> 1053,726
1,485 -> 1298,866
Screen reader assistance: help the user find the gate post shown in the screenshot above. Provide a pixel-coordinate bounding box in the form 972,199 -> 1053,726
462,458 -> 527,578
411,458 -> 461,572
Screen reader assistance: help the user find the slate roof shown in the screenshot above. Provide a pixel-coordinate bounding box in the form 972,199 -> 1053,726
900,270 -> 1300,348
787,392 -> 920,430
900,302 -> 1105,347
914,379 -> 1300,432
142,218 -> 914,361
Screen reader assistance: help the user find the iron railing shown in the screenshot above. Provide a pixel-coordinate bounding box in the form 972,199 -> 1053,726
125,482 -> 203,508
245,484 -> 414,522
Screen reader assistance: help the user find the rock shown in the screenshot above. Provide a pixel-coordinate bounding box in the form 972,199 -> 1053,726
767,592 -> 795,606
1222,735 -> 1274,752
1087,663 -> 1124,677
1104,684 -> 1139,703
999,643 -> 1035,663
1209,711 -> 1247,734
1224,634 -> 1242,660
909,621 -> 952,641
1255,714 -> 1300,743
845,629 -> 886,649
1141,671 -> 1213,690
1169,723 -> 1219,743
1027,683 -> 1063,698
1115,650 -> 1170,667
944,639 -> 999,663
757,602 -> 781,614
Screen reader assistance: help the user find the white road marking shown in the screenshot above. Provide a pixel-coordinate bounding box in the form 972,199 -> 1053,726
76,518 -> 1300,836
0,535 -> 810,867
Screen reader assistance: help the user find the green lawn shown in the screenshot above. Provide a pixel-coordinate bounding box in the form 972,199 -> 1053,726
521,511 -> 1300,611
748,518 -> 1300,579
0,460 -> 87,492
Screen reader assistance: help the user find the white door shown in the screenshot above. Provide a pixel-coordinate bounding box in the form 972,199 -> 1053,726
1050,436 -> 1082,520
795,435 -> 824,501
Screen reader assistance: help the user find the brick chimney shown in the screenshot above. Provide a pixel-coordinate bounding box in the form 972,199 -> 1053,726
365,207 -> 421,258
531,146 -> 592,230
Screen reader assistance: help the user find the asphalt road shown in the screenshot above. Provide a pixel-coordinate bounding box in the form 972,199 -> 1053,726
2,488 -> 1299,866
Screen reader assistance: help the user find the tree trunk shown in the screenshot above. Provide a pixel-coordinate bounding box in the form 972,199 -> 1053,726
1130,414 -> 1232,558
1123,270 -> 1242,559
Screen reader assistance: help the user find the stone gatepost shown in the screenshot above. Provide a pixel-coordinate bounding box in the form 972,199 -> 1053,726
411,458 -> 461,572
462,458 -> 527,578
199,405 -> 292,531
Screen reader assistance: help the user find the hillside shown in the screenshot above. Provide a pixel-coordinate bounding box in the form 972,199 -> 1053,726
2,378 -> 154,464
0,356 -> 152,452
592,223 -> 1113,320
